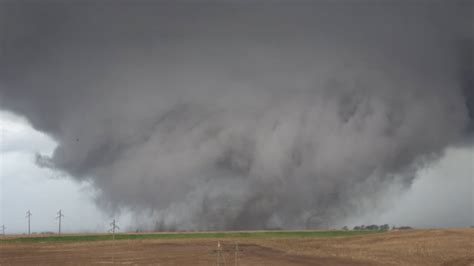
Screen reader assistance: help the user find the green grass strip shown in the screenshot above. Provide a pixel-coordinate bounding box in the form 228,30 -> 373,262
0,230 -> 384,243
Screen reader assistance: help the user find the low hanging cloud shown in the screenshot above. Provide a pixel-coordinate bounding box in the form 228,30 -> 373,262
0,1 -> 472,230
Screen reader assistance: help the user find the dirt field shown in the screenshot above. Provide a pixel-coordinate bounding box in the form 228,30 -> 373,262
1,228 -> 473,265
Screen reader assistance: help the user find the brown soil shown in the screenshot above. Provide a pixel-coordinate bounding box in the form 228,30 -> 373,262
1,228 -> 473,265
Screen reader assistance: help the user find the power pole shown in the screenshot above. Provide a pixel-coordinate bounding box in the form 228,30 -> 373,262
56,209 -> 64,235
1,225 -> 5,236
26,210 -> 32,234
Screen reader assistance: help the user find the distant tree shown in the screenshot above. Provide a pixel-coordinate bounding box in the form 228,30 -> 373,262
342,226 -> 348,231
353,226 -> 361,230
398,226 -> 413,230
381,224 -> 390,231
366,224 -> 379,230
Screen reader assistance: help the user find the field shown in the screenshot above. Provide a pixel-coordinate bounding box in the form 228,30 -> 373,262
1,228 -> 473,265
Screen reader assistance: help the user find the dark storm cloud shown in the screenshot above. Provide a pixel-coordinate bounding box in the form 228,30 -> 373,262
0,1 -> 472,229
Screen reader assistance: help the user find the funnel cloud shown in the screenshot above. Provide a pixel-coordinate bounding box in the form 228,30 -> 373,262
0,1 -> 472,230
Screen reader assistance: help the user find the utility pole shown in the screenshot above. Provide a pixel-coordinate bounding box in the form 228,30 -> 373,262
26,210 -> 32,235
1,225 -> 5,236
56,209 -> 64,235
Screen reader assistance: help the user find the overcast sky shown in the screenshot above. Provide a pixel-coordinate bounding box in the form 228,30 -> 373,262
0,110 -> 471,233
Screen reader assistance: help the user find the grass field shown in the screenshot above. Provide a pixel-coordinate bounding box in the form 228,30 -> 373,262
1,229 -> 381,243
1,228 -> 473,265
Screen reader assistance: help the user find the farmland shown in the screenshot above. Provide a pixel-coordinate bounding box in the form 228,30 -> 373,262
1,228 -> 473,265
0,230 -> 379,243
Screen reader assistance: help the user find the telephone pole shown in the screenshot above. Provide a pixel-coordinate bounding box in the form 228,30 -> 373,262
56,209 -> 64,235
26,210 -> 32,234
1,225 -> 5,236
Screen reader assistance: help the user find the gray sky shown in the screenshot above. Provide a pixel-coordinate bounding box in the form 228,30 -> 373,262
0,1 -> 473,231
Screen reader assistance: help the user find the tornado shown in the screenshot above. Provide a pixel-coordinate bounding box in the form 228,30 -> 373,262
0,1 -> 472,230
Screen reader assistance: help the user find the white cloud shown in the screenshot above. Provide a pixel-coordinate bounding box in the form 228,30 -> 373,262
351,147 -> 473,228
0,111 -> 130,234
0,111 -> 55,154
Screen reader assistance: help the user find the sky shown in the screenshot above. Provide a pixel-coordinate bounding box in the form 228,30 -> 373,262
0,1 -> 473,232
0,111 -> 131,233
0,110 -> 471,233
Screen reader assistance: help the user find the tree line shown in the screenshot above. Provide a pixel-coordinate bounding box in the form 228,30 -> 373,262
342,224 -> 413,231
